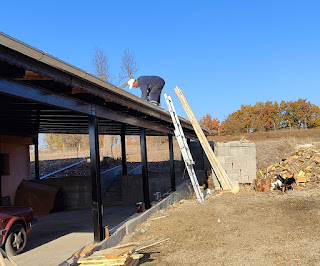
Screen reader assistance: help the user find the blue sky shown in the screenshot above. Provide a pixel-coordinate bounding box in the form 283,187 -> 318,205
1,0 -> 320,122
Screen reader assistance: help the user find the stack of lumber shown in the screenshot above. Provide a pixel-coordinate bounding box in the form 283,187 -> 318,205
264,148 -> 320,184
76,244 -> 143,266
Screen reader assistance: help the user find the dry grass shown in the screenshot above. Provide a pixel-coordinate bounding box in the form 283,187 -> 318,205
209,127 -> 320,142
210,128 -> 320,172
122,186 -> 320,265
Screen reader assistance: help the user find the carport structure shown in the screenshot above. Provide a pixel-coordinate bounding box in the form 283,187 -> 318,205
0,33 -> 205,242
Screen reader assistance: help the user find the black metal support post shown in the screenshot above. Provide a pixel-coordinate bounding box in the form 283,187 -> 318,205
89,115 -> 104,242
121,125 -> 127,175
187,138 -> 191,148
168,134 -> 176,192
139,127 -> 151,209
34,134 -> 40,180
0,154 -> 4,205
0,174 -> 2,206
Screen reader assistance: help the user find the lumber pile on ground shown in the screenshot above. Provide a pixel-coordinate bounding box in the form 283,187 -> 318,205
264,148 -> 320,184
73,239 -> 169,265
77,243 -> 142,266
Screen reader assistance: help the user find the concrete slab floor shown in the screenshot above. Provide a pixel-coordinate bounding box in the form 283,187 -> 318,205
13,206 -> 137,266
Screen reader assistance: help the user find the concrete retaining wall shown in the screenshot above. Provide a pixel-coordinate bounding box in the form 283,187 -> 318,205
121,170 -> 205,205
63,179 -> 194,265
99,179 -> 193,250
33,176 -> 91,210
35,166 -> 122,210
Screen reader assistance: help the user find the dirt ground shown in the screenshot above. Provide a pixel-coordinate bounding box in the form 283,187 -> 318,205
30,129 -> 320,265
121,185 -> 320,265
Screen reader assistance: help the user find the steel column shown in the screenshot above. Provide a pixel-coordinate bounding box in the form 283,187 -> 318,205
0,178 -> 1,205
89,115 -> 104,242
140,127 -> 151,209
187,138 -> 191,147
34,134 -> 40,180
121,125 -> 127,175
168,134 -> 176,192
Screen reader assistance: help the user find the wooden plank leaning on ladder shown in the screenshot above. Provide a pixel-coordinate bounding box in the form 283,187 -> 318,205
174,86 -> 234,191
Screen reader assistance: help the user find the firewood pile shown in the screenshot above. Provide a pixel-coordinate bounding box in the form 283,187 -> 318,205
264,148 -> 320,184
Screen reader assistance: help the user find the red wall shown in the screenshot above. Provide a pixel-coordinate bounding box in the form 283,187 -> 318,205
0,136 -> 32,205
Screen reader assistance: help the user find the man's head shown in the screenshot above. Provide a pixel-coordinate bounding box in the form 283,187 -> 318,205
133,79 -> 139,88
127,79 -> 139,89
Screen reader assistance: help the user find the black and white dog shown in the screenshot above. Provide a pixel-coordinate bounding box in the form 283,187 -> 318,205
275,174 -> 296,192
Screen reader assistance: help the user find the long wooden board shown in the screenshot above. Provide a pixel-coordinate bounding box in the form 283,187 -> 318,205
174,86 -> 233,190
72,244 -> 98,257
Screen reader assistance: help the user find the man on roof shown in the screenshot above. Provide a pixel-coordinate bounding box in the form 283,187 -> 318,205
127,76 -> 165,106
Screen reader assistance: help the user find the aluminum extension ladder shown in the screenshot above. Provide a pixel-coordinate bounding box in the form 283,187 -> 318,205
164,93 -> 204,203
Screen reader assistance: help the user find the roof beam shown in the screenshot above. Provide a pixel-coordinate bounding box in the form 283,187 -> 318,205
0,44 -> 196,132
0,78 -> 173,135
14,70 -> 52,81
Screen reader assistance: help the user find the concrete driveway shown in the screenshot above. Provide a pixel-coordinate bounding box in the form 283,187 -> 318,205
13,206 -> 136,266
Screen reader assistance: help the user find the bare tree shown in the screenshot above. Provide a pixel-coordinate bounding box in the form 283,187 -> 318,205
119,49 -> 139,89
92,47 -> 116,157
92,47 -> 111,82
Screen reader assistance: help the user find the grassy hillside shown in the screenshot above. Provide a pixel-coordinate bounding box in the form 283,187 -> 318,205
209,128 -> 320,171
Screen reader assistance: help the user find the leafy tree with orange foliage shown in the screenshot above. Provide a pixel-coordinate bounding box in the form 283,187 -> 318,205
199,114 -> 220,135
220,99 -> 320,135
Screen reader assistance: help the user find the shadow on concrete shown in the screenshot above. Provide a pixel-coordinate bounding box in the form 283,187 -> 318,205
23,205 -> 136,252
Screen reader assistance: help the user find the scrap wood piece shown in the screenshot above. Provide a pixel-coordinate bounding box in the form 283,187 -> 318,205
267,164 -> 276,173
296,176 -> 307,184
125,258 -> 139,266
104,247 -> 133,259
72,244 -> 98,257
149,215 -> 169,221
287,164 -> 299,175
0,248 -> 18,266
78,255 -> 131,265
92,243 -> 138,258
313,156 -> 320,164
78,244 -> 141,265
130,254 -> 144,260
134,238 -> 170,252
